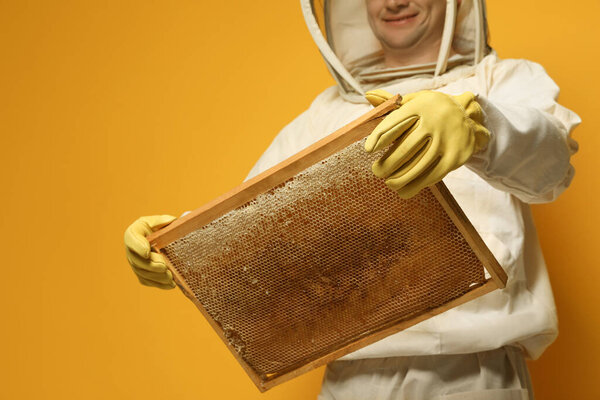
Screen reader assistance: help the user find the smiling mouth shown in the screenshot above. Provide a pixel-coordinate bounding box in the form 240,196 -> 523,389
383,13 -> 419,25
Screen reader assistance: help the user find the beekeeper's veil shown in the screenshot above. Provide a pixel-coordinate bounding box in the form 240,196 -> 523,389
301,0 -> 491,102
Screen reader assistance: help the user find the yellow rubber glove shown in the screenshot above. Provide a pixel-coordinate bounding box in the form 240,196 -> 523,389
124,215 -> 177,289
364,89 -> 490,199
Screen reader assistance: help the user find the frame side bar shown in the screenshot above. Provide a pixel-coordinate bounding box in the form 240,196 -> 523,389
429,182 -> 508,288
148,95 -> 401,249
153,245 -> 267,391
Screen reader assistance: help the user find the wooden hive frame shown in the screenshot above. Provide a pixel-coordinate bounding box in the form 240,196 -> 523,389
147,95 -> 508,391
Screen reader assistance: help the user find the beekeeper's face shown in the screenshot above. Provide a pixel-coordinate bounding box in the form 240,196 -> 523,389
366,0 -> 449,53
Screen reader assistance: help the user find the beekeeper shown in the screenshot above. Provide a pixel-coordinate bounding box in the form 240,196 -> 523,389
124,0 -> 580,398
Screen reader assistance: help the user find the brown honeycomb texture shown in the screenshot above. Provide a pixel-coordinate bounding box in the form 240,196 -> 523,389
162,137 -> 487,381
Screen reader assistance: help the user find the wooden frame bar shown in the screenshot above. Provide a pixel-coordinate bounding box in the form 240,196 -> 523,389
148,96 -> 508,391
147,96 -> 402,248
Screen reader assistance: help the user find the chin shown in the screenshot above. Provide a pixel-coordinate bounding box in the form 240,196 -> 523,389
376,24 -> 416,45
382,36 -> 419,51
379,25 -> 425,52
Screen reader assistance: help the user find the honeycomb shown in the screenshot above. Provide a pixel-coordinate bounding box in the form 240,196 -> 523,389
162,137 -> 487,383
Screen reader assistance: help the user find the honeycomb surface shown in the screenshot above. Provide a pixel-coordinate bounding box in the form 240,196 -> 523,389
162,137 -> 487,380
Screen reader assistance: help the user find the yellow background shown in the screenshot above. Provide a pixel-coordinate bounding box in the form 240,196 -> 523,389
1,1 -> 598,398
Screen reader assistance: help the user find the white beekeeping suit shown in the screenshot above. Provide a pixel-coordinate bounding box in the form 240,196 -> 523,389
244,0 -> 580,398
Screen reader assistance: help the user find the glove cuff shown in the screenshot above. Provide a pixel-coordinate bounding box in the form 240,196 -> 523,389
451,92 -> 491,152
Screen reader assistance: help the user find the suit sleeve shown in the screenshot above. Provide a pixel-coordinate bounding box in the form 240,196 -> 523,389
466,59 -> 581,203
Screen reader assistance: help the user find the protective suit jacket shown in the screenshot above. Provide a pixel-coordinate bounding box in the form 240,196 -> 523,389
245,0 -> 580,361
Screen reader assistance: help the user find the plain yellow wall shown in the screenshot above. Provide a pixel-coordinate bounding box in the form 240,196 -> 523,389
1,1 -> 598,398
